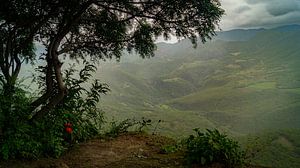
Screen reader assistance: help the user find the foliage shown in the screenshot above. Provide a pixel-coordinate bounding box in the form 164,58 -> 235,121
0,0 -> 50,98
57,61 -> 109,141
136,118 -> 152,132
184,129 -> 245,167
105,117 -> 153,137
161,144 -> 181,154
105,119 -> 139,137
152,119 -> 162,135
0,86 -> 40,159
0,63 -> 107,159
1,125 -> 42,160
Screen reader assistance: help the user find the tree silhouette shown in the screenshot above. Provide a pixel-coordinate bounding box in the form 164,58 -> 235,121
0,0 -> 224,120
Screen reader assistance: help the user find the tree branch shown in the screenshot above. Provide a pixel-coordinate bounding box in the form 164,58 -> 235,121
31,0 -> 95,120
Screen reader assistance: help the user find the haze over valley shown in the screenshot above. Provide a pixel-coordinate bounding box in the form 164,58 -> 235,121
96,25 -> 300,167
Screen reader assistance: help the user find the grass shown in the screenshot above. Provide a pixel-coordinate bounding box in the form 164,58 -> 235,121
240,130 -> 300,168
282,88 -> 300,94
247,82 -> 277,90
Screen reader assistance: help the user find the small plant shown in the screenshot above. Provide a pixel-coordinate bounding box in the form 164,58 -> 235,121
161,144 -> 180,154
105,117 -> 154,137
185,128 -> 245,168
152,119 -> 162,135
137,118 -> 152,132
105,119 -> 139,137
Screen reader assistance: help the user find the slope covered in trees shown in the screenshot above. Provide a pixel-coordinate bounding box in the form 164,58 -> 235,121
96,25 -> 300,167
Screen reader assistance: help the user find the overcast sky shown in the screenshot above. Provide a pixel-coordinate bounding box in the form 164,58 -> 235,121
220,0 -> 300,30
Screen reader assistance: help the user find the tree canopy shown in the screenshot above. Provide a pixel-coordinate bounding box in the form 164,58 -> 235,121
0,0 -> 224,119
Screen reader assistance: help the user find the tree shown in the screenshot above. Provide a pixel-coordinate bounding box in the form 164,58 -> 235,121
0,0 -> 60,133
30,0 -> 224,120
0,0 -> 58,93
1,0 -> 224,120
0,0 -> 224,159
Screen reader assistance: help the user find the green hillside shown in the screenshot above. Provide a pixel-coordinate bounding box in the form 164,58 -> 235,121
240,129 -> 300,168
96,26 -> 300,167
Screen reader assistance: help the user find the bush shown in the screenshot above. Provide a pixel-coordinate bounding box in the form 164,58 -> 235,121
185,128 -> 245,168
0,62 -> 107,159
0,86 -> 40,159
161,144 -> 180,154
105,118 -> 152,137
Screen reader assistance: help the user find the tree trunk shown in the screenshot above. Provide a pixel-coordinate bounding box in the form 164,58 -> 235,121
30,56 -> 54,111
0,33 -> 21,137
31,36 -> 67,120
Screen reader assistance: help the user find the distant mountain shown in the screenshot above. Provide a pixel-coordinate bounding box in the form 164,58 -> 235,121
215,28 -> 265,41
99,24 -> 300,133
271,24 -> 300,32
214,24 -> 300,42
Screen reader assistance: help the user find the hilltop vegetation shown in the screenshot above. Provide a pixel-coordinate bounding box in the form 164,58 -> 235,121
96,25 -> 300,167
2,132 -> 268,168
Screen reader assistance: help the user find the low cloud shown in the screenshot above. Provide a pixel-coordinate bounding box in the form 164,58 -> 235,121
219,0 -> 300,30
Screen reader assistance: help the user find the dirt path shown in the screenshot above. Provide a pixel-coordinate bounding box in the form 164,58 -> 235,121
1,133 -> 183,168
0,133 -> 267,168
62,133 -> 182,168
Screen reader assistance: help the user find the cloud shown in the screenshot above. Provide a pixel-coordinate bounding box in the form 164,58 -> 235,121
244,0 -> 267,5
265,2 -> 299,16
234,6 -> 251,14
219,0 -> 300,30
245,0 -> 300,16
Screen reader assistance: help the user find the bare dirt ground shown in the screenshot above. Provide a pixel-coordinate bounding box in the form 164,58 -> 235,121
0,133 -> 267,168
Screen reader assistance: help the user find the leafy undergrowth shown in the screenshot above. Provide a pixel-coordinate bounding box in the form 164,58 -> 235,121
0,133 -> 268,168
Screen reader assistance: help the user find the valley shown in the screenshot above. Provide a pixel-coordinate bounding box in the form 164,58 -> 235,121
96,25 -> 300,167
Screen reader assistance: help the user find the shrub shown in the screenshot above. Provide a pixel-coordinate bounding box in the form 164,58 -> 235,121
185,128 -> 245,168
0,62 -> 107,159
105,117 -> 153,137
105,119 -> 138,137
161,144 -> 180,154
0,86 -> 41,159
